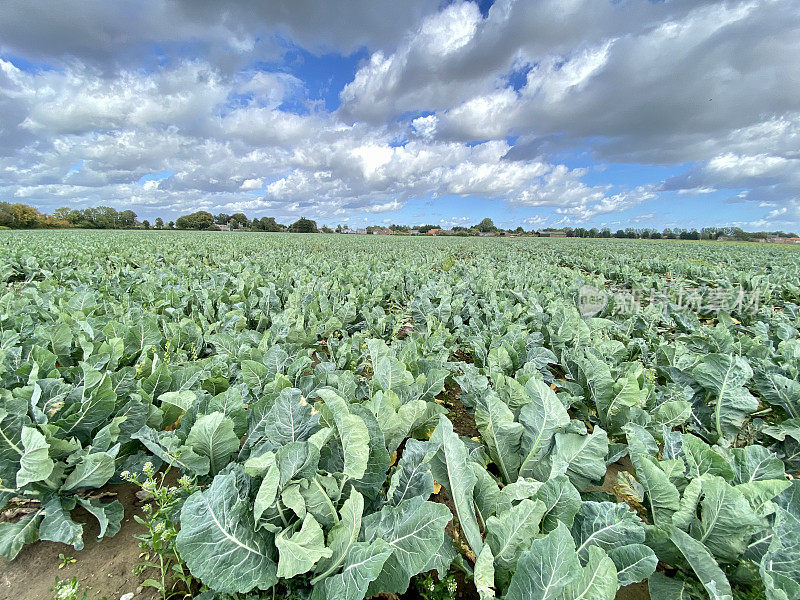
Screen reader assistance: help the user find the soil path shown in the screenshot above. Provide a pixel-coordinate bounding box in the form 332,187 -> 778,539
0,484 -> 153,600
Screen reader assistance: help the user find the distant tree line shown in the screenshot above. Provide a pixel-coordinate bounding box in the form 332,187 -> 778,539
0,203 -> 795,241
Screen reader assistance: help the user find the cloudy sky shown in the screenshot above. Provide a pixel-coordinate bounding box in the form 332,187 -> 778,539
1,0 -> 798,230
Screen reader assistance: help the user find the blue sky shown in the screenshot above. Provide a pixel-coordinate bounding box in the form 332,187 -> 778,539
1,0 -> 798,230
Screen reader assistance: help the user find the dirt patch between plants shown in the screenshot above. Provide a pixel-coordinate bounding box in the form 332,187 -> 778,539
0,483 -> 152,600
440,382 -> 479,438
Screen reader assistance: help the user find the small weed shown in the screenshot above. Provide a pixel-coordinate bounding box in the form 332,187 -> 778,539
51,577 -> 106,600
58,553 -> 76,569
415,571 -> 458,600
122,461 -> 199,600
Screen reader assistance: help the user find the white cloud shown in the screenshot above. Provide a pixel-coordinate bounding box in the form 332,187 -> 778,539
1,0 -> 798,227
240,178 -> 264,191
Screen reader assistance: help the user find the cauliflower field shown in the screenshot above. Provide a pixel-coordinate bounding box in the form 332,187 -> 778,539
1,230 -> 799,600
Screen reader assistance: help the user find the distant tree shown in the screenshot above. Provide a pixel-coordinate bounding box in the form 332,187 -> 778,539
475,217 -> 497,233
288,217 -> 318,233
252,217 -> 284,232
366,225 -> 379,234
320,225 -> 334,233
614,229 -> 626,238
10,203 -> 41,228
514,226 -> 524,234
176,211 -> 214,230
52,207 -> 71,221
119,210 -> 137,228
155,217 -> 164,229
142,219 -> 150,229
589,228 -> 599,238
86,206 -> 119,229
417,224 -> 438,233
167,221 -> 175,229
0,203 -> 14,228
230,213 -> 250,229
215,213 -> 231,225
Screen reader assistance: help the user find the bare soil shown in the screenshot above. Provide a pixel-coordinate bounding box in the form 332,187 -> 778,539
0,483 -> 153,600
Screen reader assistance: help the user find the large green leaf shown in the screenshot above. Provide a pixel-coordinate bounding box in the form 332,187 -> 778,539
312,488 -> 364,583
264,388 -> 320,446
731,445 -> 785,484
185,411 -> 240,475
318,539 -> 392,600
16,426 -> 54,488
387,439 -> 435,505
429,415 -> 483,554
241,360 -> 271,392
475,390 -> 523,483
0,510 -> 43,560
628,440 -> 680,527
760,480 -> 800,600
681,434 -> 734,481
176,468 -> 278,593
688,476 -> 762,563
550,426 -> 608,490
505,522 -> 581,600
486,498 -> 546,570
518,379 -> 570,481
132,426 -> 210,476
77,497 -> 124,541
276,513 -> 333,578
648,572 -> 692,600
536,475 -> 581,534
557,546 -> 617,600
691,354 -> 758,442
363,496 -> 451,596
316,389 -> 369,481
39,497 -> 83,550
754,372 -> 800,419
608,543 -> 657,587
253,453 -> 279,525
571,502 -> 646,563
475,544 -> 496,600
61,451 -> 115,492
669,526 -> 733,600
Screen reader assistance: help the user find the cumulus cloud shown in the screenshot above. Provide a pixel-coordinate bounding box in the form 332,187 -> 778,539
0,0 -> 437,70
1,0 -> 798,226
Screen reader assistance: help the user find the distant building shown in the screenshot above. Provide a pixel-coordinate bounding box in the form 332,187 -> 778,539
409,229 -> 419,235
356,228 -> 367,234
538,230 -> 566,237
374,228 -> 393,235
217,224 -> 231,231
767,237 -> 800,244
426,228 -> 442,235
478,232 -> 497,237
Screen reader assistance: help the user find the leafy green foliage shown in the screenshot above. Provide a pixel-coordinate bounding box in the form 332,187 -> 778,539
1,231 -> 799,600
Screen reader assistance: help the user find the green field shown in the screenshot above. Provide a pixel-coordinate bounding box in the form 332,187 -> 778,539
2,230 -> 799,600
